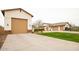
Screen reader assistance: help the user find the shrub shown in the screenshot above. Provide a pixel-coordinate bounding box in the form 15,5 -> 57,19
0,26 -> 5,35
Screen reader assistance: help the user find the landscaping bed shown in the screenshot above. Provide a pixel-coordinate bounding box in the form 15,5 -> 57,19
0,35 -> 7,49
38,32 -> 79,43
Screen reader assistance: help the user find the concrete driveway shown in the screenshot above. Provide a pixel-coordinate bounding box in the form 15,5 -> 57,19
1,33 -> 79,51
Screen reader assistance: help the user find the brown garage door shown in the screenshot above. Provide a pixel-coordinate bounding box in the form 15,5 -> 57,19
53,26 -> 58,31
60,26 -> 64,31
11,18 -> 28,34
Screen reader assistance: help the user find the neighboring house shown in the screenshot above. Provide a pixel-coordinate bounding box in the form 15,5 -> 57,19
43,23 -> 50,31
43,22 -> 71,31
1,8 -> 33,34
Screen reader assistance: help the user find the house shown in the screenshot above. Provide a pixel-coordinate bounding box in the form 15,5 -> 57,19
1,8 -> 33,34
43,22 -> 71,31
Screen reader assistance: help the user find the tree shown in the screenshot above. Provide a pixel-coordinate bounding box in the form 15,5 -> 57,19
32,20 -> 44,32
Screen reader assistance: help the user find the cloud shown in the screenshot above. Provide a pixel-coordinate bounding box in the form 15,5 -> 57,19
0,0 -> 79,26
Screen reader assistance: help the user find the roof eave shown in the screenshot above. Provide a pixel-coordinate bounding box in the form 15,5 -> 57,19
1,8 -> 34,17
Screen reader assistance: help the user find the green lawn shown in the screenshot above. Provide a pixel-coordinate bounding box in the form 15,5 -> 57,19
38,32 -> 79,43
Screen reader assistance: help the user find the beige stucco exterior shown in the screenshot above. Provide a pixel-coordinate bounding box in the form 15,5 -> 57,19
3,9 -> 32,31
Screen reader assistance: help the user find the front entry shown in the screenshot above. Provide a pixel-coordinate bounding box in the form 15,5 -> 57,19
11,18 -> 28,34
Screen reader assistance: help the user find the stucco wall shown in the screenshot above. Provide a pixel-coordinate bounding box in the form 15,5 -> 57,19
4,9 -> 32,30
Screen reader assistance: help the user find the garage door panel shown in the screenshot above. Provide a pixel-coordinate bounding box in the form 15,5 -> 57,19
60,26 -> 64,31
53,26 -> 58,31
12,18 -> 27,34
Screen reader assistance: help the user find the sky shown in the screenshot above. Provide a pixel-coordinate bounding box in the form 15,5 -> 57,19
0,0 -> 79,26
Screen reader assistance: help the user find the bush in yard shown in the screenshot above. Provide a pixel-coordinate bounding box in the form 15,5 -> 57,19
0,26 -> 5,35
65,27 -> 71,31
71,26 -> 79,31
